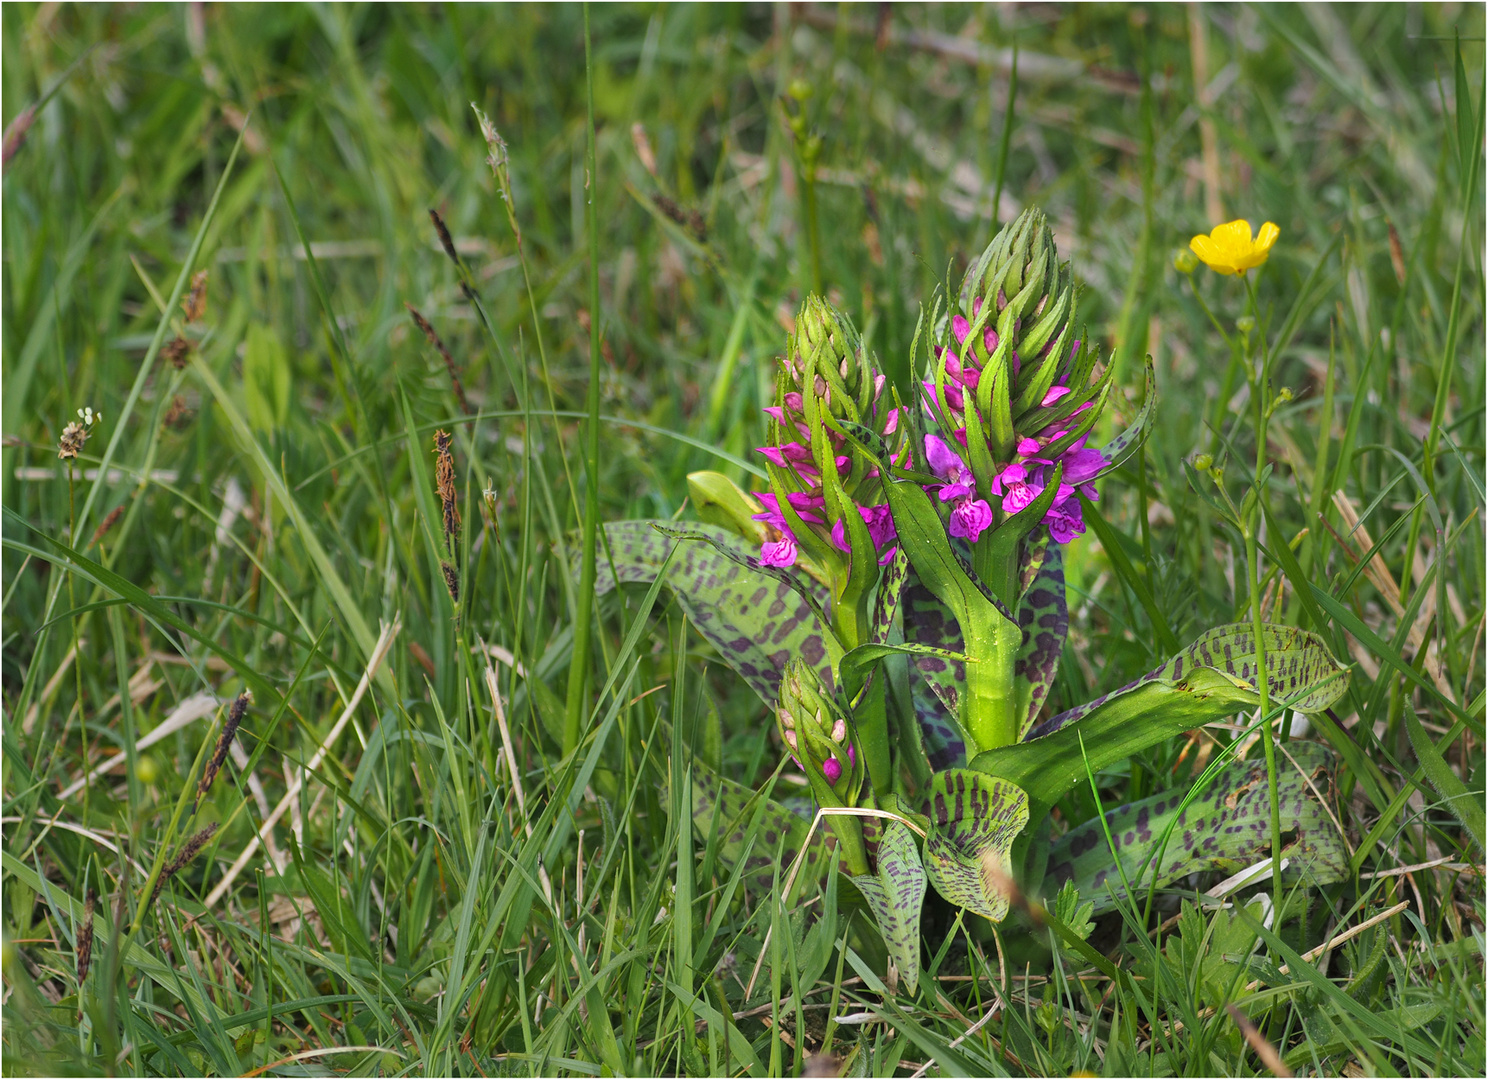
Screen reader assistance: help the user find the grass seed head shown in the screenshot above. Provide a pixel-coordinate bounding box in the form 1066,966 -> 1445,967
89,505 -> 124,549
57,407 -> 101,460
433,429 -> 460,549
181,269 -> 209,323
152,823 -> 220,902
162,336 -> 192,369
440,559 -> 460,605
162,395 -> 194,429
196,691 -> 249,807
57,421 -> 89,460
76,888 -> 97,985
408,306 -> 472,415
428,208 -> 460,267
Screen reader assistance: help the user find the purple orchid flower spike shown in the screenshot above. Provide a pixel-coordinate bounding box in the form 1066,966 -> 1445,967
916,206 -> 1153,552
750,295 -> 911,647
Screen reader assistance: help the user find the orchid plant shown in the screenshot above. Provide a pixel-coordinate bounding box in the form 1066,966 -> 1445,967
594,208 -> 1351,991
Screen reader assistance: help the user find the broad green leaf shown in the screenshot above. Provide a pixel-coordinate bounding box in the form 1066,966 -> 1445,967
922,770 -> 1029,922
849,821 -> 927,995
838,640 -> 968,707
594,521 -> 841,703
1013,537 -> 1067,737
972,623 -> 1351,819
1044,741 -> 1349,914
651,523 -> 831,633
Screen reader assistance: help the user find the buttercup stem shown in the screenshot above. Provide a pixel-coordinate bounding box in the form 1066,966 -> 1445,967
1242,271 -> 1284,918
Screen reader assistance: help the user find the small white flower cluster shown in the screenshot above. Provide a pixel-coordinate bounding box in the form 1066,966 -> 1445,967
58,406 -> 103,460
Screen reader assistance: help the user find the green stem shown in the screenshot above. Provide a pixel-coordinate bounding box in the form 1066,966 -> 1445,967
564,3 -> 604,756
961,608 -> 1020,755
826,816 -> 870,878
1242,271 -> 1284,918
801,162 -> 822,298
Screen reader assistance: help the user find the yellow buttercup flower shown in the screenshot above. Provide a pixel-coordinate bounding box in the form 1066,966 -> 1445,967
1189,219 -> 1279,276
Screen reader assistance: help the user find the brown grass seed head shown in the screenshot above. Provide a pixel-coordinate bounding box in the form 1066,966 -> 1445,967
434,429 -> 460,550
151,823 -> 220,902
162,336 -> 192,370
407,306 -> 473,415
90,505 -> 125,549
429,208 -> 460,267
441,560 -> 460,604
76,888 -> 97,985
196,691 -> 249,807
163,395 -> 194,429
181,269 -> 209,323
57,422 -> 89,460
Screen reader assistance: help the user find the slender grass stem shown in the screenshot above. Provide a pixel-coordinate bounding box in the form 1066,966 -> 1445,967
565,3 -> 605,756
1243,271 -> 1284,919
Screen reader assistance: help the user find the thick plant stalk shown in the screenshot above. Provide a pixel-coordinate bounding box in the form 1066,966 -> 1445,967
565,2 -> 604,755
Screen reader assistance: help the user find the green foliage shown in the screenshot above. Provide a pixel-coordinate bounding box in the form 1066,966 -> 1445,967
844,821 -> 927,997
1045,741 -> 1349,914
921,770 -> 1029,923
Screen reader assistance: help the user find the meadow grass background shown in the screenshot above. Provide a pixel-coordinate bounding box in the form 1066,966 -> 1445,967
2,3 -> 1485,1075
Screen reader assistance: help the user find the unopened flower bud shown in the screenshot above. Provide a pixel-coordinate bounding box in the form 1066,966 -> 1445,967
1236,315 -> 1256,334
1192,453 -> 1213,472
1174,249 -> 1199,275
775,659 -> 861,805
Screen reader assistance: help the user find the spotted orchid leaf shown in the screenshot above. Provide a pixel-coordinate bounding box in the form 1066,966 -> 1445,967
849,820 -> 927,995
971,623 -> 1352,822
870,545 -> 910,645
652,523 -> 832,633
903,573 -> 969,769
1043,741 -> 1348,914
594,521 -> 842,703
922,771 -> 1030,922
689,768 -> 834,894
1014,537 -> 1068,738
